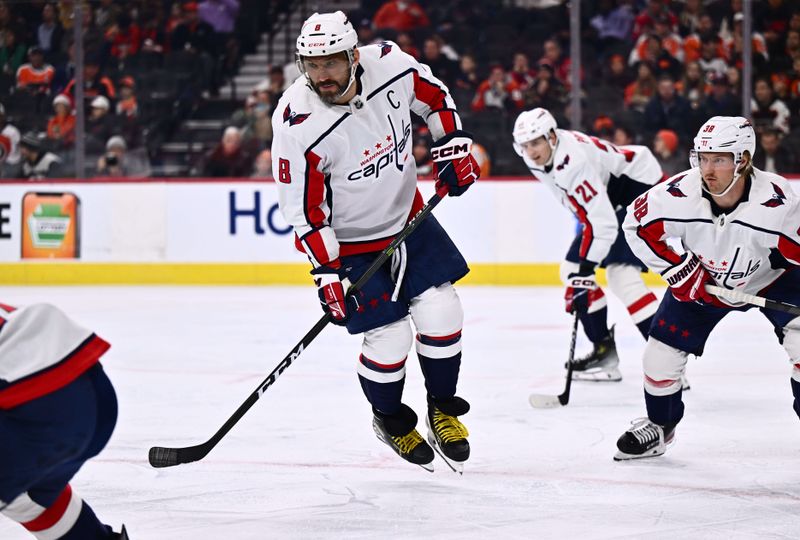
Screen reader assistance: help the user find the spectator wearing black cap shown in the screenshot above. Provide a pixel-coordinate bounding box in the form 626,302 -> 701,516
16,46 -> 55,95
19,132 -> 63,179
703,72 -> 740,117
63,53 -> 116,108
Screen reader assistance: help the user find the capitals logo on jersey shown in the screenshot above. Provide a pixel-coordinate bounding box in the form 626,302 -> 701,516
556,154 -> 570,171
666,175 -> 687,197
379,41 -> 393,58
283,104 -> 311,126
761,182 -> 786,208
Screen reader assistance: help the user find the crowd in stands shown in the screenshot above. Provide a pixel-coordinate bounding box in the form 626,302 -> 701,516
1,0 -> 800,179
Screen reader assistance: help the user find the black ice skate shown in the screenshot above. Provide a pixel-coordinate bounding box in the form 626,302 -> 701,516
568,326 -> 622,382
372,404 -> 434,472
614,417 -> 675,461
113,525 -> 130,539
426,395 -> 470,474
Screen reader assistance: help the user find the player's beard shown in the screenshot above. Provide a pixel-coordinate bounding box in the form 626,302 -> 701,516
313,78 -> 345,104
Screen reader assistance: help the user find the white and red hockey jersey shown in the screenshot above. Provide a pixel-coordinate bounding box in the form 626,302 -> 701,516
0,303 -> 110,409
272,40 -> 462,266
623,168 -> 800,295
521,129 -> 663,264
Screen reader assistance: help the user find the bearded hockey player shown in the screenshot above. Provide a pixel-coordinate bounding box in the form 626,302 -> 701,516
0,302 -> 128,539
272,11 -> 480,472
512,108 -> 663,382
616,116 -> 800,460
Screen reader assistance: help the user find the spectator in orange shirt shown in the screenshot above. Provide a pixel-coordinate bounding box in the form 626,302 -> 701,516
115,76 -> 137,118
46,93 -> 75,148
63,55 -> 116,108
624,61 -> 657,111
372,0 -> 429,33
472,64 -> 525,112
16,47 -> 55,94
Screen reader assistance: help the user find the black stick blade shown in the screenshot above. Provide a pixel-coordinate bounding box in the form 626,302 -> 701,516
149,446 -> 180,468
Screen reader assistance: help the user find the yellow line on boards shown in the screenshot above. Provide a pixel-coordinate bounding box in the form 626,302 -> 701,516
0,263 -> 666,286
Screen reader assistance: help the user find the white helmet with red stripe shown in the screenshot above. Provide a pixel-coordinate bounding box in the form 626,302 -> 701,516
690,116 -> 756,196
512,108 -> 558,157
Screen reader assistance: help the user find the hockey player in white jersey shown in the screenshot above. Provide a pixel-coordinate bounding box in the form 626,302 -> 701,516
272,12 -> 480,471
512,108 -> 663,382
616,116 -> 800,460
0,302 -> 128,539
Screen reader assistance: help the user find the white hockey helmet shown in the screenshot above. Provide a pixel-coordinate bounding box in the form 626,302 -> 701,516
296,11 -> 358,58
690,116 -> 756,196
690,116 -> 756,167
512,108 -> 558,157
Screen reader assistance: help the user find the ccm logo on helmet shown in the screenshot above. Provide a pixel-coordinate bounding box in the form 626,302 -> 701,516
431,138 -> 471,161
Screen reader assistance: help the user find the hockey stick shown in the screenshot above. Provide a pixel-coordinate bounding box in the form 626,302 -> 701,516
706,285 -> 800,316
529,311 -> 580,409
149,183 -> 451,468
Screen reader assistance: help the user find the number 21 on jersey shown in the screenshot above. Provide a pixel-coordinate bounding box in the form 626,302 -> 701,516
575,180 -> 598,203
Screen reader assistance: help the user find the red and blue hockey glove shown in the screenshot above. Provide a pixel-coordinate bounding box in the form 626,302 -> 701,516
661,251 -> 720,305
431,130 -> 481,197
311,263 -> 359,326
564,262 -> 600,314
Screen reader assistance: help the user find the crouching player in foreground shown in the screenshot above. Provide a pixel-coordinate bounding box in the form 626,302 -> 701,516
273,12 -> 480,471
616,116 -> 800,460
512,108 -> 663,382
0,302 -> 127,538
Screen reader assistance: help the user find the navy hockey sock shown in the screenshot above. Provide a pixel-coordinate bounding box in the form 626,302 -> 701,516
357,354 -> 406,415
416,331 -> 462,399
61,501 -> 115,539
636,315 -> 654,340
579,307 -> 610,344
791,378 -> 800,420
644,389 -> 684,428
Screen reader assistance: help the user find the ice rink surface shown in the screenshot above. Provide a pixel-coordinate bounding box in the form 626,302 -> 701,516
2,285 -> 800,540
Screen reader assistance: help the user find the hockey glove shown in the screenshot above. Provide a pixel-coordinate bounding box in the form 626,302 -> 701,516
311,263 -> 359,326
431,130 -> 481,197
564,262 -> 599,314
661,251 -> 718,305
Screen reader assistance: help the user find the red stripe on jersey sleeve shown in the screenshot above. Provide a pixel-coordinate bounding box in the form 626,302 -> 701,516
0,334 -> 110,409
778,235 -> 800,266
636,221 -> 682,265
0,303 -> 17,311
304,150 -> 327,228
567,194 -> 593,258
431,110 -> 457,133
413,71 -> 447,110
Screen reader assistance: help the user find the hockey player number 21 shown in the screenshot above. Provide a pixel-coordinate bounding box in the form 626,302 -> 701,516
278,158 -> 291,184
575,180 -> 598,203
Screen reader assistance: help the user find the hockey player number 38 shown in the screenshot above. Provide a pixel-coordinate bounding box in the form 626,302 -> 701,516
632,192 -> 649,222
